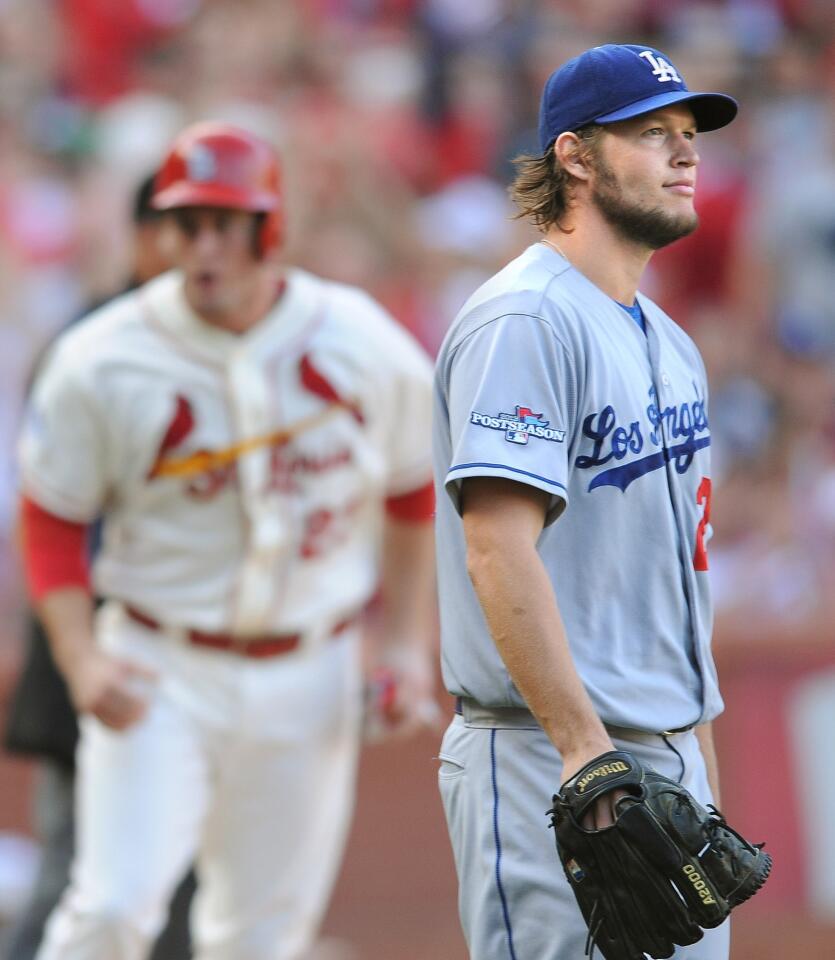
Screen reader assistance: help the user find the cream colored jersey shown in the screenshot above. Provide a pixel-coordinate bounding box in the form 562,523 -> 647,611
20,268 -> 432,635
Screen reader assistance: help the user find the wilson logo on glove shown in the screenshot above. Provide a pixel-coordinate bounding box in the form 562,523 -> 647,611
576,760 -> 632,794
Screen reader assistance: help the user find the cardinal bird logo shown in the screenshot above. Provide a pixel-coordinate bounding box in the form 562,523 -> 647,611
147,393 -> 195,479
299,353 -> 364,424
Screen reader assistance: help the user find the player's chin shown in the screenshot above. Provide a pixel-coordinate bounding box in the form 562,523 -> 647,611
186,287 -> 230,319
674,209 -> 699,238
646,209 -> 699,249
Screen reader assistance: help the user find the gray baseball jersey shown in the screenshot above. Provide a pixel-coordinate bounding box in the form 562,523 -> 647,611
433,242 -> 721,732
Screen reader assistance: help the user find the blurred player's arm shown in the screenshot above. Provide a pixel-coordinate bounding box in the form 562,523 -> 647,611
462,476 -> 621,825
362,300 -> 439,737
368,482 -> 439,737
19,496 -> 156,730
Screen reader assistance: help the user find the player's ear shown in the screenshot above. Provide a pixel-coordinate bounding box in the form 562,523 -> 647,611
554,132 -> 592,182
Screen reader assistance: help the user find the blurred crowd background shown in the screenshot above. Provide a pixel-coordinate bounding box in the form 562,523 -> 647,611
1,0 -> 835,956
0,0 -> 834,637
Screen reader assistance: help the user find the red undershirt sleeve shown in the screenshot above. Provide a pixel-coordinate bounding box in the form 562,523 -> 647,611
20,495 -> 91,601
384,481 -> 435,523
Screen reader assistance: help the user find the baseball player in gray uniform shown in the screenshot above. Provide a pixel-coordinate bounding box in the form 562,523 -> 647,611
433,44 -> 738,959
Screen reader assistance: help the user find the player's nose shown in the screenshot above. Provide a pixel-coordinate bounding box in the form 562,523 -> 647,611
191,223 -> 224,256
672,133 -> 699,167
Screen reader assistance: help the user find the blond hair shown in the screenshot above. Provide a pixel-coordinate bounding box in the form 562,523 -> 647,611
509,126 -> 604,231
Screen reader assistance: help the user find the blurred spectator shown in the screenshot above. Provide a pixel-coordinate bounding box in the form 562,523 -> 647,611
0,0 -> 828,629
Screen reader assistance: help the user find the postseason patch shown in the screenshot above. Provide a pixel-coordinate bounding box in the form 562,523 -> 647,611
470,405 -> 565,445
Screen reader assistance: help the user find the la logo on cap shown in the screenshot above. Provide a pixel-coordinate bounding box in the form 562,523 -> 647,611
638,50 -> 681,84
536,43 -> 738,152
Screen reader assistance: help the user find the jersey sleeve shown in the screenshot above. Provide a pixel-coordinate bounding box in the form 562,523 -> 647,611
367,307 -> 434,498
18,341 -> 112,522
19,495 -> 91,599
385,481 -> 434,522
442,313 -> 575,523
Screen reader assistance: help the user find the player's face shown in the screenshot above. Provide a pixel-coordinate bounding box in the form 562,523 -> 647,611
588,104 -> 700,250
164,207 -> 263,324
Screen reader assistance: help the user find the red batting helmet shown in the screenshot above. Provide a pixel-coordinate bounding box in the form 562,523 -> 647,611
152,122 -> 284,254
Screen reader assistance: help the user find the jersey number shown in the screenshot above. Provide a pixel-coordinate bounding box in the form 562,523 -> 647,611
693,476 -> 712,572
299,498 -> 362,559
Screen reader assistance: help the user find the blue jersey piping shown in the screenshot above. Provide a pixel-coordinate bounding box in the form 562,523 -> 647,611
448,462 -> 567,493
491,730 -> 519,960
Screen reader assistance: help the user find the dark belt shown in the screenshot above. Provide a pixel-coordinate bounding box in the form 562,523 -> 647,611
125,604 -> 358,659
453,697 -> 696,737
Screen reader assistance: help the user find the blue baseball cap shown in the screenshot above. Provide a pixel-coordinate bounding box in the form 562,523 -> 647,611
538,44 -> 738,152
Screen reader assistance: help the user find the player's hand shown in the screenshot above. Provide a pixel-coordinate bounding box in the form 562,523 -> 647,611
363,644 -> 441,742
66,649 -> 158,731
561,744 -> 628,828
